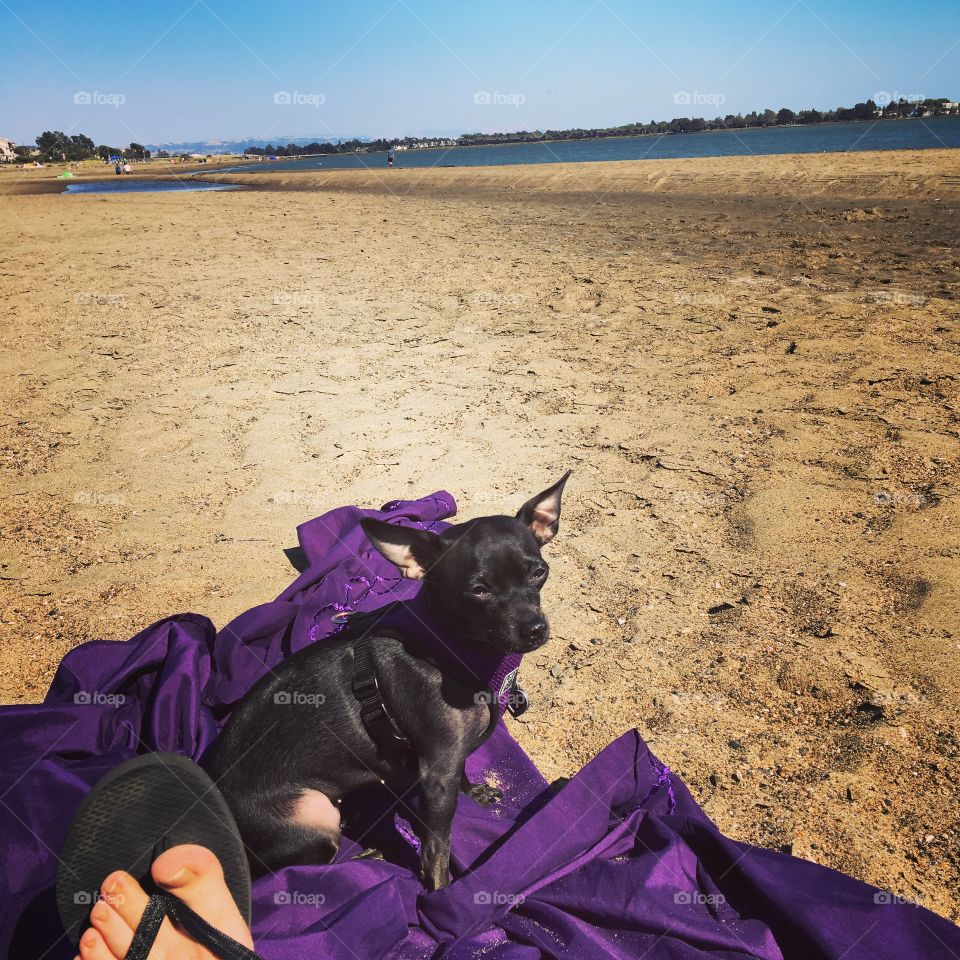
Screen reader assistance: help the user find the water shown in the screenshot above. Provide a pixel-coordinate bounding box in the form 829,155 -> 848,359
65,179 -> 242,195
223,117 -> 959,174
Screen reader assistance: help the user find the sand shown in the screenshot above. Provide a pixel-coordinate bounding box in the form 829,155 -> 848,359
1,147 -> 958,919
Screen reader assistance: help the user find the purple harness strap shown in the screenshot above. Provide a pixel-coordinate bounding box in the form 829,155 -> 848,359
339,591 -> 524,751
353,591 -> 523,713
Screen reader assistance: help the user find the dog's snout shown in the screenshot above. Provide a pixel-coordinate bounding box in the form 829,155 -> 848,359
521,618 -> 548,645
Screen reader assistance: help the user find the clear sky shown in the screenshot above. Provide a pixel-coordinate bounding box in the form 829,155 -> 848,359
2,0 -> 958,146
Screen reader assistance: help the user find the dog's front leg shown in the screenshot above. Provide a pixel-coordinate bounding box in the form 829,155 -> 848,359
418,754 -> 461,889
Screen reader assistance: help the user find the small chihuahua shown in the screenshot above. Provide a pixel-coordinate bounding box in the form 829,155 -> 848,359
207,472 -> 569,889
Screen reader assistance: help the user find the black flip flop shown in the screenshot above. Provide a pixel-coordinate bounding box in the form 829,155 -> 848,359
57,752 -> 261,959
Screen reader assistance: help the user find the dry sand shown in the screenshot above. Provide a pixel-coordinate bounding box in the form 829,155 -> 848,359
1,148 -> 958,919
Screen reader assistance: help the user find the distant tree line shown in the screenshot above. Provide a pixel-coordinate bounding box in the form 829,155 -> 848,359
242,97 -> 956,157
10,131 -> 154,163
244,137 -> 397,157
10,97 -> 955,163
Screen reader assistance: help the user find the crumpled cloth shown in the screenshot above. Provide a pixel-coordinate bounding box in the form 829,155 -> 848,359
1,491 -> 956,959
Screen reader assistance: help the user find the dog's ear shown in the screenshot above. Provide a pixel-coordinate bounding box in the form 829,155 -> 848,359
516,470 -> 571,545
361,518 -> 446,579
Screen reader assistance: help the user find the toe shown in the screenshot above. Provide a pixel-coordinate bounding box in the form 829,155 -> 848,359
78,927 -> 116,960
151,844 -> 227,905
151,844 -> 254,949
102,870 -> 150,935
89,900 -> 134,959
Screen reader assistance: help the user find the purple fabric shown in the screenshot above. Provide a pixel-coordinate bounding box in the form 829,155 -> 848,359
346,590 -> 524,714
0,491 -> 957,960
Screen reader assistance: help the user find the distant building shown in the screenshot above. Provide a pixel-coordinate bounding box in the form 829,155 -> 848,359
0,138 -> 16,162
411,138 -> 458,150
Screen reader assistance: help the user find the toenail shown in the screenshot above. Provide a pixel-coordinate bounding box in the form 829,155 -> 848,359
165,866 -> 194,884
91,903 -> 109,921
104,877 -> 118,894
83,930 -> 98,945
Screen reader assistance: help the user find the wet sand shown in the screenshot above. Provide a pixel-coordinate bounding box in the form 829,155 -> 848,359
1,148 -> 958,918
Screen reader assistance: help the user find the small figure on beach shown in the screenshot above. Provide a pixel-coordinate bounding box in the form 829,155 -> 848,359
114,162 -> 122,176
387,147 -> 395,167
123,162 -> 132,174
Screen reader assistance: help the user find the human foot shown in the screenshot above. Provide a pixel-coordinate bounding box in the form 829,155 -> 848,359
77,844 -> 255,960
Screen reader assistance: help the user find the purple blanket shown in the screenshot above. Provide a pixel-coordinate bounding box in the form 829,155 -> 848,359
1,492 -> 957,959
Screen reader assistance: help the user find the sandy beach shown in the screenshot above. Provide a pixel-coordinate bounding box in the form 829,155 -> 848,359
1,148 -> 958,918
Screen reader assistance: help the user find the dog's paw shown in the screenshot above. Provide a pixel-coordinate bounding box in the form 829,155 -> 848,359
467,782 -> 503,806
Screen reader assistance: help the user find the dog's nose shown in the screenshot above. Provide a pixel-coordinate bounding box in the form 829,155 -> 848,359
522,620 -> 548,644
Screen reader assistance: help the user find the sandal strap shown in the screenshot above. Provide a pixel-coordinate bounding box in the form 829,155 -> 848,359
124,895 -> 168,960
125,892 -> 262,960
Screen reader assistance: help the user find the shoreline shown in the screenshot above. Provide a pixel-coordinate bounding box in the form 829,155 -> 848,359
5,145 -> 959,199
235,114 -> 960,158
195,147 -> 960,203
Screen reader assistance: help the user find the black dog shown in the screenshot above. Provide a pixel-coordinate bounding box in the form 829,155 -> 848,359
206,472 -> 570,889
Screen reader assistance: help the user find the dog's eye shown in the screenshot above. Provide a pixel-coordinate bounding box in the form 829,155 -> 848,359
530,567 -> 547,580
469,584 -> 492,598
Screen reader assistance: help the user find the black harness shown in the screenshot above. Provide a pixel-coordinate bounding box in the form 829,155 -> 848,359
350,629 -> 413,753
339,608 -> 529,760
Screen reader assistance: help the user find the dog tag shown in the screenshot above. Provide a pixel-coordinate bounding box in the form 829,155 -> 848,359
507,682 -> 530,718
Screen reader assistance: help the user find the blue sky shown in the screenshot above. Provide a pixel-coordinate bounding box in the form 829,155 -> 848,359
2,0 -> 957,146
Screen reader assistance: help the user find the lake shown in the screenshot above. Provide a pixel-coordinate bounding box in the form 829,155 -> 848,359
66,180 -> 242,195
224,117 -> 959,174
